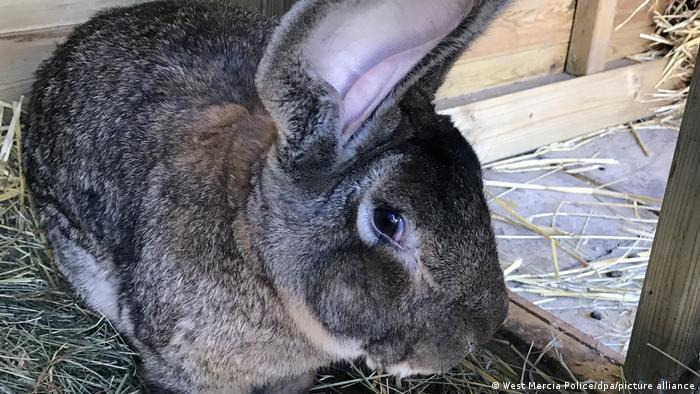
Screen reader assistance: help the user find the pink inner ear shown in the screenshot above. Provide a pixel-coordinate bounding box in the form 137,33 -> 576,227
341,38 -> 443,136
305,0 -> 475,139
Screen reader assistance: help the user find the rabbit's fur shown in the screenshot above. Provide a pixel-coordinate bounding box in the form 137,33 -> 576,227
23,0 -> 510,392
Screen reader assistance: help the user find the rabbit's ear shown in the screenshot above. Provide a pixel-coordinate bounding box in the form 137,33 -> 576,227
256,0 -> 501,168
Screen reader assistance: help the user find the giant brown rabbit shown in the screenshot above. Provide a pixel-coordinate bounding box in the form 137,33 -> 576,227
23,0 -> 510,392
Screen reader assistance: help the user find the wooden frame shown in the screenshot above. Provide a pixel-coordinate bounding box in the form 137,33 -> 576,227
624,52 -> 700,385
438,59 -> 672,164
566,0 -> 618,75
496,292 -> 624,384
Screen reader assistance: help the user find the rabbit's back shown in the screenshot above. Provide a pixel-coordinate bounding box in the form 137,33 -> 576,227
25,0 -> 277,250
23,3 -> 298,390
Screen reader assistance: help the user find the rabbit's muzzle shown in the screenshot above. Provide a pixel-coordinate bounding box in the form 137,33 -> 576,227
361,282 -> 509,377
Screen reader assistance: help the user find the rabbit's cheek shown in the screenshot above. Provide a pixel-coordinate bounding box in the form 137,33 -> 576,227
282,293 -> 364,360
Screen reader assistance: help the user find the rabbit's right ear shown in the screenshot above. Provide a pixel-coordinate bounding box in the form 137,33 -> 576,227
256,0 -> 498,174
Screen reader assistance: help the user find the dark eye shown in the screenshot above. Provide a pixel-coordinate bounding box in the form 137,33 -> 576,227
372,207 -> 405,244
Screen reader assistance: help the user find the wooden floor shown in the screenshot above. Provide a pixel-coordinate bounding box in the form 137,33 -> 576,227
487,124 -> 678,357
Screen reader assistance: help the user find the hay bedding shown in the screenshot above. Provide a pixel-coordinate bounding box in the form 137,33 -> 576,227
0,100 -> 143,393
1,0 -> 698,392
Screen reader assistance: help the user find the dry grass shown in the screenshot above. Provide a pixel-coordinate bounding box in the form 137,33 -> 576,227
483,121 -> 665,354
0,100 -> 143,393
641,0 -> 700,124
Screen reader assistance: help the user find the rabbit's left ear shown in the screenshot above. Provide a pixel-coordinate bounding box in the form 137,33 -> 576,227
256,0 -> 501,169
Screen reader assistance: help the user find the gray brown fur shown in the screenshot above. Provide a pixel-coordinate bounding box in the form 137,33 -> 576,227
23,0 -> 510,392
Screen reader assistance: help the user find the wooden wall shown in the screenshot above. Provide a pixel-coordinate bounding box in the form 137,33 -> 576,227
435,0 -> 670,103
436,0 -> 576,102
1,0 -> 147,100
1,0 -> 666,103
610,0 -> 668,60
0,0 -> 295,101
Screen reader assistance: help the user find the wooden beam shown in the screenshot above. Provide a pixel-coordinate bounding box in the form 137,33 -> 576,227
625,58 -> 700,386
491,292 -> 623,385
566,0 -> 618,75
438,59 -> 672,164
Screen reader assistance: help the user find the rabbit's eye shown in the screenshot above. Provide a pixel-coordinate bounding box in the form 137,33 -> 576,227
372,207 -> 405,244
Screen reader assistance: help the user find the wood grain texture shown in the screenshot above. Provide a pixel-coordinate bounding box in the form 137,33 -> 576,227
625,56 -> 700,385
0,0 -> 293,34
439,59 -> 672,164
0,0 -> 297,101
608,0 -> 672,61
464,0 -> 575,59
439,0 -> 668,99
436,43 -> 568,102
566,0 -> 618,75
437,0 -> 575,101
0,0 -> 153,35
0,27 -> 73,101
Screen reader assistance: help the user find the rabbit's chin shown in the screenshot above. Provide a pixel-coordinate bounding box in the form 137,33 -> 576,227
365,342 -> 477,378
364,357 -> 438,378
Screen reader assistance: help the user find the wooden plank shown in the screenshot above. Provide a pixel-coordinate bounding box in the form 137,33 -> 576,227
462,0 -> 575,59
0,0 -> 295,34
609,20 -> 658,61
608,0 -> 671,61
438,59 -> 672,164
0,1 -> 297,102
492,291 -> 623,386
437,0 -> 574,101
437,43 -> 568,102
0,0 -> 152,35
613,0 -> 669,27
625,58 -> 700,386
566,0 -> 618,75
0,27 -> 73,101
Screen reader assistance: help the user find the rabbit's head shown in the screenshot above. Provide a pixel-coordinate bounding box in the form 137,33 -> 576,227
252,0 -> 509,376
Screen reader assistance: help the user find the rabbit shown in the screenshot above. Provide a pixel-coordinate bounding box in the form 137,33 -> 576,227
23,0 -> 510,392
